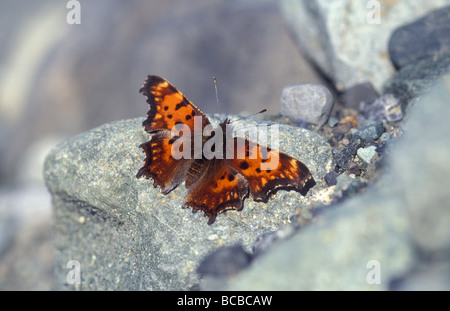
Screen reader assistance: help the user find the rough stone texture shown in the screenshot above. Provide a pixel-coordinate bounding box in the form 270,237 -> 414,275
354,122 -> 385,141
383,50 -> 450,112
280,83 -> 334,126
280,0 -> 449,91
334,136 -> 364,169
389,6 -> 450,70
44,116 -> 333,290
214,75 -> 450,291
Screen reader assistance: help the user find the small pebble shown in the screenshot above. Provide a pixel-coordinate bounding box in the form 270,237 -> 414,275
328,117 -> 339,127
357,145 -> 377,164
280,83 -> 334,126
335,136 -> 364,169
340,115 -> 358,128
361,94 -> 403,122
324,170 -> 340,186
354,121 -> 385,141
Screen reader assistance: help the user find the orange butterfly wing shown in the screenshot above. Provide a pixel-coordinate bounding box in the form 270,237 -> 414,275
183,159 -> 249,225
226,136 -> 316,202
137,75 -> 316,225
137,75 -> 205,193
136,131 -> 194,194
139,75 -> 210,133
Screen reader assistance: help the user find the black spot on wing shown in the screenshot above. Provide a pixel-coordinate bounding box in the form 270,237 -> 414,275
239,161 -> 249,170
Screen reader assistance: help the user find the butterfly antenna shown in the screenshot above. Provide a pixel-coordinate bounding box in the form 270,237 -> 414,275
230,108 -> 268,123
212,76 -> 221,116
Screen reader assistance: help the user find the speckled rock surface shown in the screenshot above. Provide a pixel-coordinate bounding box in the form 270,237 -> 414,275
44,116 -> 333,290
280,83 -> 334,126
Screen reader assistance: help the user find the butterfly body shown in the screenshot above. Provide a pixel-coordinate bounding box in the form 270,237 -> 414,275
137,75 -> 315,225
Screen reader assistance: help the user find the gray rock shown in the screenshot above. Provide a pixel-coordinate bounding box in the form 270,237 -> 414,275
223,173 -> 414,290
389,6 -> 450,70
323,170 -> 339,186
335,136 -> 364,169
332,121 -> 384,171
332,173 -> 366,200
280,0 -> 449,91
280,83 -> 334,126
354,122 -> 385,141
212,75 -> 450,290
391,75 -> 450,290
44,116 -> 334,290
357,146 -> 377,165
391,261 -> 450,290
383,50 -> 450,112
196,245 -> 252,277
327,117 -> 339,128
339,82 -> 379,111
252,224 -> 298,256
360,94 -> 403,123
380,132 -> 391,143
392,76 -> 450,257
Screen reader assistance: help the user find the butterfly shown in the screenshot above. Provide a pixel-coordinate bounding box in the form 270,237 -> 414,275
136,75 -> 315,225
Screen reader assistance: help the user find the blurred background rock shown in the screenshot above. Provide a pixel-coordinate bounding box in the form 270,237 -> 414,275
0,0 -> 322,290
